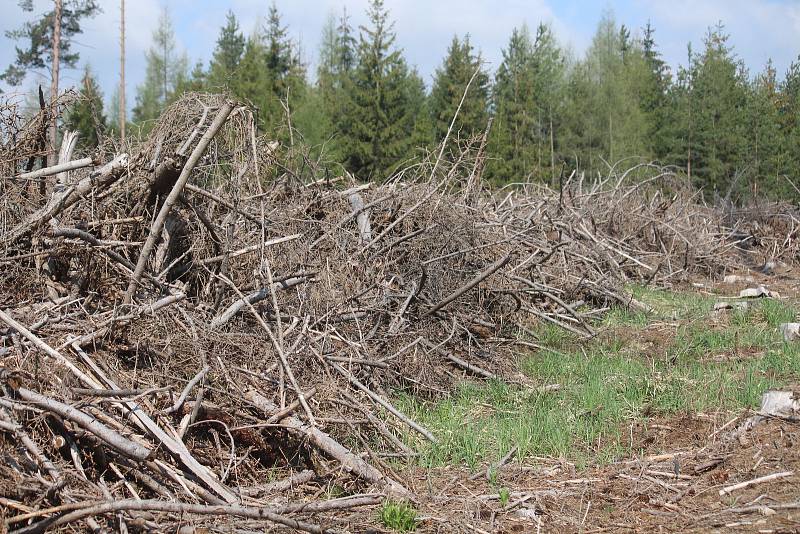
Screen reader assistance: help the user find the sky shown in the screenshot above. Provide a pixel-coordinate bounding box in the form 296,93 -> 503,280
1,0 -> 799,111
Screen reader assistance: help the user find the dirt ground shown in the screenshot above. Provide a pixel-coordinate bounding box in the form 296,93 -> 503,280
381,415 -> 800,533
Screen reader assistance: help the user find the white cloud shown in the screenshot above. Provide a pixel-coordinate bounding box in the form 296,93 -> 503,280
634,0 -> 800,74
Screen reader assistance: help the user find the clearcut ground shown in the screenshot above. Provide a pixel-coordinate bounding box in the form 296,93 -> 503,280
365,275 -> 800,533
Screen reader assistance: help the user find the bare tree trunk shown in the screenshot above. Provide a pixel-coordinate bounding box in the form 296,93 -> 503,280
119,0 -> 126,143
49,0 -> 63,166
549,114 -> 555,187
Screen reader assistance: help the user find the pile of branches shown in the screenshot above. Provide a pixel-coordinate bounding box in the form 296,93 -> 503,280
0,93 -> 786,532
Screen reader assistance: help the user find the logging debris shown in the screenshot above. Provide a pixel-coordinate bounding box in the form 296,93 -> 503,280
0,92 -> 798,531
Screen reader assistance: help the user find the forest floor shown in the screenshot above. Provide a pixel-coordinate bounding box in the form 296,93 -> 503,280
349,272 -> 800,533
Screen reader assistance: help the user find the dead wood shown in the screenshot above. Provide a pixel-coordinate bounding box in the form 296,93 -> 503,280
13,387 -> 151,461
124,101 -> 235,303
246,389 -> 409,498
0,92 -> 796,532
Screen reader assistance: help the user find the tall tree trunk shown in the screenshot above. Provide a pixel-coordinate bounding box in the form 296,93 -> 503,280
549,113 -> 555,187
120,0 -> 126,143
49,0 -> 63,166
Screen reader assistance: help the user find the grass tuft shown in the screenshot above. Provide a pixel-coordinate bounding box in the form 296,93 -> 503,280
378,500 -> 418,532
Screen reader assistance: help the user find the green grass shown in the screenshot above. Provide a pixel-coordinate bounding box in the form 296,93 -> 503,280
378,500 -> 418,532
394,289 -> 800,469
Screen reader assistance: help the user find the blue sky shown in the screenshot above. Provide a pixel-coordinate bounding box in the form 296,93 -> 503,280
2,0 -> 799,110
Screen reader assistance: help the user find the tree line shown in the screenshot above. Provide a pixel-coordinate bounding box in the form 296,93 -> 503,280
5,1 -> 800,200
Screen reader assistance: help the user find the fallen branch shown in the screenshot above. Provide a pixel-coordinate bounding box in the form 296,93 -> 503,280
349,192 -> 372,245
210,275 -> 311,330
423,252 -> 514,317
422,339 -> 496,380
14,156 -> 95,181
14,387 -> 151,461
245,389 -> 409,498
719,471 -> 794,496
165,365 -> 210,414
4,153 -> 129,245
329,361 -> 438,443
238,469 -> 315,497
196,234 -> 302,266
7,499 -> 331,534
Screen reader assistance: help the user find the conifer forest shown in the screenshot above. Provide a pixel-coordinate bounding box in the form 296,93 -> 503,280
4,1 -> 800,198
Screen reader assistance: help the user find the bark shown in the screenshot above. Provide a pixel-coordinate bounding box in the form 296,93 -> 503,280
49,0 -> 62,167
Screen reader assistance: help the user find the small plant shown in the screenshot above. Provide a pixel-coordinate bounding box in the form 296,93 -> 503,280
379,500 -> 418,532
499,487 -> 511,507
487,466 -> 498,486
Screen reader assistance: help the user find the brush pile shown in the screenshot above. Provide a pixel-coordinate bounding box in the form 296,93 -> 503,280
0,93 -> 794,532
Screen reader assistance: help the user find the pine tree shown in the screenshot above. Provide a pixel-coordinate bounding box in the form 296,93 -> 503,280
487,26 -> 537,183
662,44 -> 695,178
106,85 -> 121,137
317,13 -> 339,92
3,0 -> 100,164
207,10 -> 245,90
131,8 -> 188,128
343,0 -> 419,179
561,11 -> 649,173
63,64 -> 106,151
317,8 -> 357,104
429,34 -> 490,152
2,0 -> 100,86
315,9 -> 357,159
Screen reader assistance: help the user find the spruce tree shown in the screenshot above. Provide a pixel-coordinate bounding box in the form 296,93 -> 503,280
688,24 -> 749,195
261,2 -> 306,128
63,64 -> 106,151
429,34 -> 490,151
207,10 -> 245,90
232,34 -> 269,115
641,21 -> 671,160
344,0 -> 419,180
487,26 -> 536,183
406,67 -> 434,150
264,3 -> 293,83
176,61 -> 207,94
530,23 -> 566,182
131,8 -> 188,128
